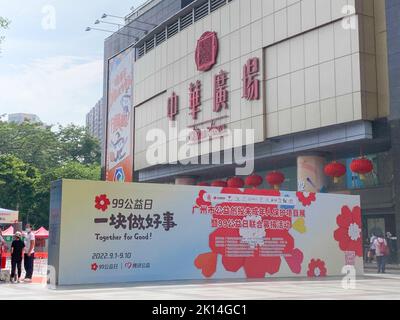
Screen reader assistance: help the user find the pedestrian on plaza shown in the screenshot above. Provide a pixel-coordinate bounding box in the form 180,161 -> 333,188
0,228 -> 5,273
386,232 -> 392,262
10,232 -> 25,283
368,233 -> 377,263
23,224 -> 35,283
373,233 -> 389,274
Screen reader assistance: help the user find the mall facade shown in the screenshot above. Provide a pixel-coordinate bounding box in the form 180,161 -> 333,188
101,0 -> 400,261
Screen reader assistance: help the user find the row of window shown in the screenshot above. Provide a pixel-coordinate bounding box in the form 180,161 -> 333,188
137,0 -> 234,58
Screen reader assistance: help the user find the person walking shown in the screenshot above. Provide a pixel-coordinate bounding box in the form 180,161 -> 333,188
368,233 -> 377,263
373,234 -> 389,274
23,224 -> 35,283
10,232 -> 25,283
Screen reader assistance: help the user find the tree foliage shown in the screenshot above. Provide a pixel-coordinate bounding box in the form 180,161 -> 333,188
0,17 -> 9,28
0,121 -> 101,227
56,125 -> 101,165
0,122 -> 60,171
0,155 -> 40,222
0,16 -> 10,54
45,162 -> 101,182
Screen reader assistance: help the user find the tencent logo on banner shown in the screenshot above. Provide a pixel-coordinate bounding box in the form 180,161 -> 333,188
114,167 -> 125,182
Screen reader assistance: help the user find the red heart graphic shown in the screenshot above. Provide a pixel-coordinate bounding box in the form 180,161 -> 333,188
285,248 -> 304,274
194,252 -> 218,278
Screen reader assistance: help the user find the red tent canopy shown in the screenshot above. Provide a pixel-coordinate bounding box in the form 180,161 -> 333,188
34,227 -> 49,239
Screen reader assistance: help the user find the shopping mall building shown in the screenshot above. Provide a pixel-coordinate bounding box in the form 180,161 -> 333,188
101,0 -> 400,261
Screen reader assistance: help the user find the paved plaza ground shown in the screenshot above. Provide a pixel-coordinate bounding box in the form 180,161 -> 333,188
0,272 -> 400,300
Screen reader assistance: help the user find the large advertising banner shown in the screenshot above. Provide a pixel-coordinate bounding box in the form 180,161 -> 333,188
105,47 -> 134,182
0,208 -> 19,224
49,180 -> 363,286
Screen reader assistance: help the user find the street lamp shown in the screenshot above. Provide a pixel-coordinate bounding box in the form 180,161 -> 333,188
101,13 -> 157,27
85,27 -> 139,42
95,19 -> 148,33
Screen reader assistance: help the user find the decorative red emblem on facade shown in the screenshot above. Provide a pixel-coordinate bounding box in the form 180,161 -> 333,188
213,70 -> 228,112
195,32 -> 219,72
189,80 -> 202,120
243,58 -> 260,101
167,92 -> 179,121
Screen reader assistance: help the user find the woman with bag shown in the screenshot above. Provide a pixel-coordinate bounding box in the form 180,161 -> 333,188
373,234 -> 390,274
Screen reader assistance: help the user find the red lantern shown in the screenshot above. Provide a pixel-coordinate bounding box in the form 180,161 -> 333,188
245,174 -> 263,189
197,182 -> 210,187
266,171 -> 285,190
227,177 -> 245,188
324,161 -> 347,184
350,157 -> 373,180
211,180 -> 228,188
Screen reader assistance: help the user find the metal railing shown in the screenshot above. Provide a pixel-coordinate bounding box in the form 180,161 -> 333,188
137,0 -> 234,59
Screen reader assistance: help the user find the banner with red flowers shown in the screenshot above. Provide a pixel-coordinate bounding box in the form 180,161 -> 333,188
49,180 -> 363,286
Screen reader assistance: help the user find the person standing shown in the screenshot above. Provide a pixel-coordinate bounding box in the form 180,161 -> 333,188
10,232 -> 25,283
374,234 -> 389,274
0,229 -> 5,247
23,224 -> 35,283
0,229 -> 5,273
385,232 -> 396,263
368,233 -> 377,263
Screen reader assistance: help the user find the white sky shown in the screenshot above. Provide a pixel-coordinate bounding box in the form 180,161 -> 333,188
0,0 -> 145,126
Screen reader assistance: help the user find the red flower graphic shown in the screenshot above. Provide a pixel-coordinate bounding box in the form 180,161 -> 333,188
91,263 -> 98,271
296,192 -> 316,207
194,188 -> 304,279
334,206 -> 363,257
95,194 -> 110,212
307,259 -> 327,277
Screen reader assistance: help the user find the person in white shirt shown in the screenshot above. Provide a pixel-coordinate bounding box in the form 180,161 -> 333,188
368,233 -> 377,263
23,224 -> 35,282
373,234 -> 389,274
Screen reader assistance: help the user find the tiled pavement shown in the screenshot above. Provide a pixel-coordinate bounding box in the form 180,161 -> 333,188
0,273 -> 400,300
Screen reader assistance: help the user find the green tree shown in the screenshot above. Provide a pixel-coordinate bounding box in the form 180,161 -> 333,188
0,122 -> 102,227
0,122 -> 60,171
45,162 -> 101,181
0,155 -> 41,224
0,16 -> 10,54
0,122 -> 101,172
56,125 -> 101,165
33,162 -> 101,227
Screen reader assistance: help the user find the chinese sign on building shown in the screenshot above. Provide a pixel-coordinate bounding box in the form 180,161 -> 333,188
49,179 -> 363,285
167,31 -> 261,145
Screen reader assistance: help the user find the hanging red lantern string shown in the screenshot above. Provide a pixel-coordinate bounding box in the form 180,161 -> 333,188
211,180 -> 228,188
266,171 -> 285,190
350,157 -> 373,181
197,182 -> 210,187
227,177 -> 245,188
245,174 -> 263,189
324,161 -> 347,184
